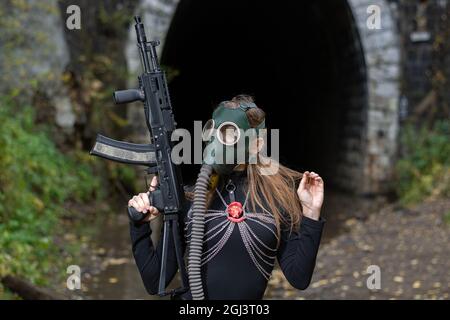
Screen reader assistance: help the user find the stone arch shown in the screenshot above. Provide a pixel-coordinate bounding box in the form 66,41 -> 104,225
347,0 -> 401,194
128,0 -> 401,194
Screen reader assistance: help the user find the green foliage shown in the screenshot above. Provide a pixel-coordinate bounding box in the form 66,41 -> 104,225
395,120 -> 450,205
0,95 -> 101,286
109,164 -> 139,191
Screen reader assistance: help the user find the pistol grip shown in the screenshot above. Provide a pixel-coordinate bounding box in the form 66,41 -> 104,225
127,189 -> 165,222
127,206 -> 147,222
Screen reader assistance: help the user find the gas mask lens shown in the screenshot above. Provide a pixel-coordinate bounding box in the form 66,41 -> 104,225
202,119 -> 215,141
217,122 -> 240,146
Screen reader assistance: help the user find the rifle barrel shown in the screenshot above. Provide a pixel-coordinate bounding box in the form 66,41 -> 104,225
134,16 -> 152,73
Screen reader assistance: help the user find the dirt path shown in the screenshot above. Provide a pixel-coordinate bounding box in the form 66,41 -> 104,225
69,192 -> 450,300
266,199 -> 450,299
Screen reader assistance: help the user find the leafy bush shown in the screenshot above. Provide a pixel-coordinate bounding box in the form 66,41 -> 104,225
0,95 -> 101,286
395,120 -> 450,205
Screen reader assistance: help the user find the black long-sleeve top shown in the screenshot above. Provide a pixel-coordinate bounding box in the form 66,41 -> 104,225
130,171 -> 325,299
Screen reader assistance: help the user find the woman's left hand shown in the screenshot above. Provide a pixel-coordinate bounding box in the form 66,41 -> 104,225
297,171 -> 324,221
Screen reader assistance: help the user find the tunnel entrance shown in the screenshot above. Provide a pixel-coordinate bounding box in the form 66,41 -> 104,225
161,0 -> 368,187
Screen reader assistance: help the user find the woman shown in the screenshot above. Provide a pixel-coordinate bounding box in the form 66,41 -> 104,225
128,95 -> 325,299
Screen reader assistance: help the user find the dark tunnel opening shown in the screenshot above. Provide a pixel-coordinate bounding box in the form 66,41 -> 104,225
161,0 -> 368,187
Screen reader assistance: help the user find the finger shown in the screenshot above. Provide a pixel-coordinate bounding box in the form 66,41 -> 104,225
310,173 -> 318,184
310,172 -> 320,185
130,199 -> 146,213
139,192 -> 150,208
305,171 -> 313,186
310,172 -> 319,178
134,195 -> 146,212
131,196 -> 140,207
149,176 -> 159,192
148,206 -> 159,216
128,199 -> 137,208
299,171 -> 308,191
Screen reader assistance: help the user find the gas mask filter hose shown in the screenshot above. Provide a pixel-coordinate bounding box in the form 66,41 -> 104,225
188,164 -> 213,300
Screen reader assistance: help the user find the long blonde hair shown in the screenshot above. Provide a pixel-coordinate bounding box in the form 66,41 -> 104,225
188,94 -> 304,237
247,157 -> 303,236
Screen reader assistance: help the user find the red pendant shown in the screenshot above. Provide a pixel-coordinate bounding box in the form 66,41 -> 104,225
227,201 -> 245,223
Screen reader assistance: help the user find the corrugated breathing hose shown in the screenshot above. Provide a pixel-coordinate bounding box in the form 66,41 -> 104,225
188,164 -> 213,300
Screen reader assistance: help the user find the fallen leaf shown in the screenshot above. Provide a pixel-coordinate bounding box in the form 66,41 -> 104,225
108,277 -> 118,284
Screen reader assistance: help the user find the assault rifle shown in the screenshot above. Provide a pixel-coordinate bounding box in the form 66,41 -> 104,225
90,16 -> 187,297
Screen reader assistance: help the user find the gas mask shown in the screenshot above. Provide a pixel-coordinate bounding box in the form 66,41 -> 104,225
202,101 -> 265,175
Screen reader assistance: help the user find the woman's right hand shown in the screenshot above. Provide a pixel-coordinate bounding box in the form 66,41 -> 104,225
128,176 -> 160,222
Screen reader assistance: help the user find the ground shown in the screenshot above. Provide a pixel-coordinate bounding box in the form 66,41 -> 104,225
57,195 -> 450,300
266,199 -> 450,300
